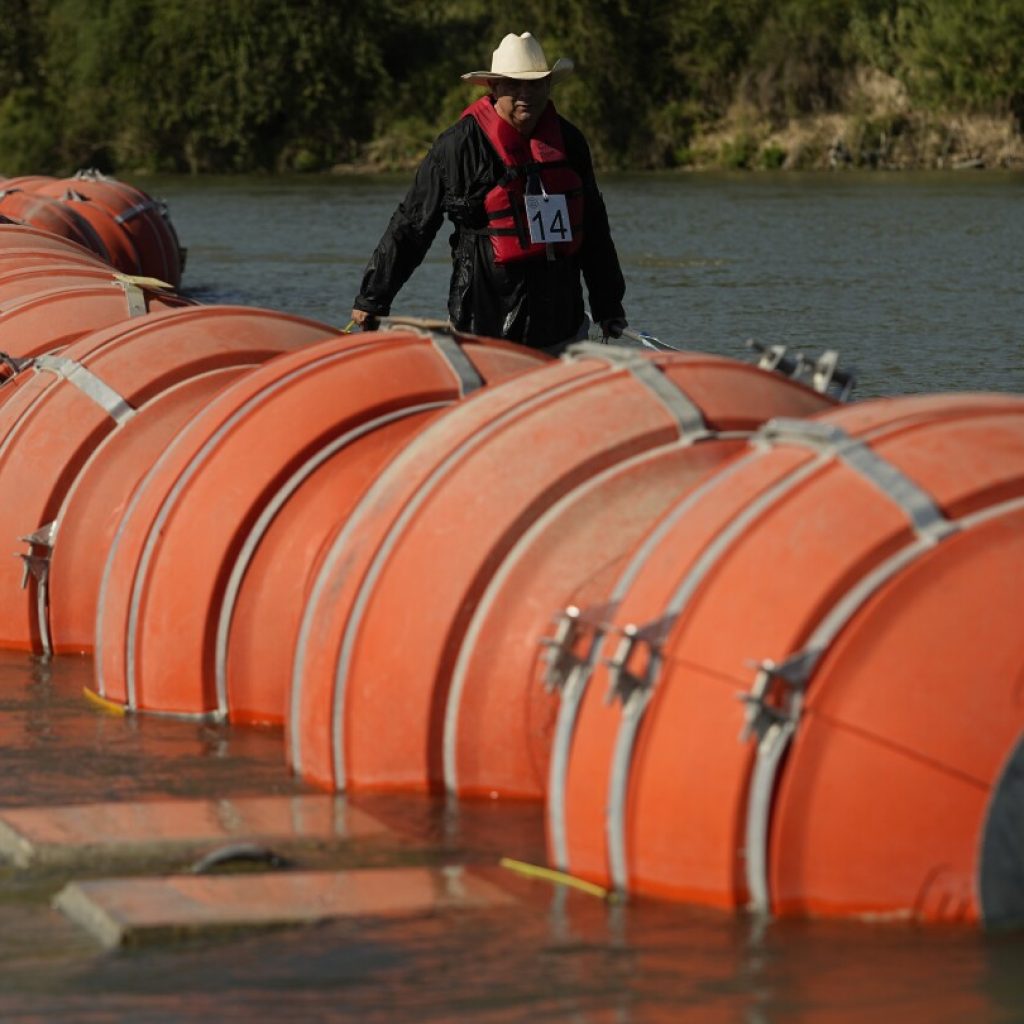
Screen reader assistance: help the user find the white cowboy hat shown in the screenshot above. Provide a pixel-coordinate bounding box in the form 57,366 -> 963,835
461,32 -> 573,85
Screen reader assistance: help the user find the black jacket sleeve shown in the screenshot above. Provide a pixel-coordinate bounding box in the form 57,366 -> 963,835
353,144 -> 448,316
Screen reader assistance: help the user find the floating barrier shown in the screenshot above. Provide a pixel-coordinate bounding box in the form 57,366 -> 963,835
90,326 -> 547,721
0,282 -> 191,371
2,171 -> 1021,931
34,172 -> 184,287
0,189 -> 111,263
287,345 -> 832,795
31,180 -> 144,276
0,223 -> 110,265
550,393 -> 1024,924
1,172 -> 184,286
48,368 -> 250,654
0,306 -> 342,651
0,263 -> 161,306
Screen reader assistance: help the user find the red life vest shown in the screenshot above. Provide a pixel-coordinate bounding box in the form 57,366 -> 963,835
463,96 -> 584,264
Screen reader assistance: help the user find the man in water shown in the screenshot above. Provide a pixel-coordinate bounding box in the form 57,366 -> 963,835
350,32 -> 627,353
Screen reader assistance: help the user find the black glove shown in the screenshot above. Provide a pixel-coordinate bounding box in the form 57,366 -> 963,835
600,318 -> 628,340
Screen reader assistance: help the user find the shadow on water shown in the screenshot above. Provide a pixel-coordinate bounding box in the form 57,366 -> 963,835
2,651 -> 1024,1022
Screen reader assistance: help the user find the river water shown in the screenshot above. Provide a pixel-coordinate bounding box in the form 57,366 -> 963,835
0,172 -> 1022,1023
168,170 -> 1023,398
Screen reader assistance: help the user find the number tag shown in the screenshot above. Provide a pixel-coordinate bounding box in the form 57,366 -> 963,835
525,193 -> 573,245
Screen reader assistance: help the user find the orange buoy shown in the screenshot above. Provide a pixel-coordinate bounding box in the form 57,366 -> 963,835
551,393 -> 1024,925
445,442 -> 746,800
767,499 -> 1024,926
287,346 -> 833,794
47,368 -> 251,654
0,263 -> 159,305
45,171 -> 183,287
32,181 -> 144,276
0,282 -> 192,365
0,305 -> 342,651
0,190 -> 111,263
91,327 -> 548,721
0,223 -> 111,264
446,364 -> 837,801
0,176 -> 57,192
0,248 -> 110,277
222,332 -> 549,726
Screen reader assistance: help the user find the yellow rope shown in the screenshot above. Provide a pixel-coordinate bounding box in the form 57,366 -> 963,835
499,856 -> 620,901
81,686 -> 126,717
343,320 -> 357,333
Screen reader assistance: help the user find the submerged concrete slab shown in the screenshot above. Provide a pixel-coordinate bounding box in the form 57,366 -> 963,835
55,866 -> 516,948
0,794 -> 393,869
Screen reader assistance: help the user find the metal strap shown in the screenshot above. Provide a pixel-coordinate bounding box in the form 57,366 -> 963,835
566,343 -> 708,439
111,279 -> 148,318
33,355 -> 135,424
378,317 -> 484,397
759,418 -> 953,540
115,199 -> 158,225
429,332 -> 484,396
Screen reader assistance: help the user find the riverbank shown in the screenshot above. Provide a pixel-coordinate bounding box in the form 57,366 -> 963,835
332,109 -> 1024,176
694,108 -> 1024,172
332,67 -> 1024,176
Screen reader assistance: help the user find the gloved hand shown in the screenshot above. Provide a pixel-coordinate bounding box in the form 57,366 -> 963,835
600,318 -> 628,340
350,308 -> 380,332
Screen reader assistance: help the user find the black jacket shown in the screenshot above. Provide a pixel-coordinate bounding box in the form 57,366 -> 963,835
353,102 -> 626,348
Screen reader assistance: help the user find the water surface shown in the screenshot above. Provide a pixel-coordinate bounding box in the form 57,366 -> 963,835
1,172 -> 1022,1022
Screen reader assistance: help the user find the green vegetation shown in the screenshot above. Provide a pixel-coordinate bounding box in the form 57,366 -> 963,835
0,0 -> 1021,175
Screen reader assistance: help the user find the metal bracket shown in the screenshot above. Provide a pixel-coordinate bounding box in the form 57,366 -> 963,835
604,615 -> 675,706
17,521 -> 57,655
746,338 -> 856,401
738,652 -> 814,742
0,351 -> 32,378
539,601 -> 619,693
539,605 -> 583,693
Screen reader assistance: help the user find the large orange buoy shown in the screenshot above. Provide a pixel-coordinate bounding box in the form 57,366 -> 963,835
0,190 -> 111,263
0,263 -> 159,306
91,326 -> 548,721
287,345 -> 832,794
220,410 -> 440,726
47,368 -> 251,655
45,171 -> 183,287
551,393 -> 1024,926
767,499 -> 1024,926
0,248 -> 110,277
0,175 -> 57,192
0,282 -> 192,366
0,305 -> 342,651
221,332 -> 550,726
32,181 -> 144,276
445,370 -> 837,801
0,223 -> 110,264
445,442 -> 747,801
